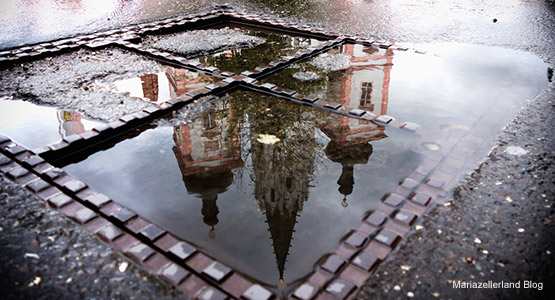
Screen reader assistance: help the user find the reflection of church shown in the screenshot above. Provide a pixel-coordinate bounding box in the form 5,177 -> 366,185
320,44 -> 392,206
321,43 -> 392,146
169,43 -> 394,290
172,100 -> 242,239
250,114 -> 317,290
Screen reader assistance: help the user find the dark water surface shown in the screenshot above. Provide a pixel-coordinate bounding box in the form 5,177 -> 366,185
58,40 -> 548,293
63,90 -> 420,290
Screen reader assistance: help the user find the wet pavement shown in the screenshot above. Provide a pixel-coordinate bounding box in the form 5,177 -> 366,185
0,0 -> 554,299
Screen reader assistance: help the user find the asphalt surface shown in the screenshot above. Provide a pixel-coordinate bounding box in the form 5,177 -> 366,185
0,174 -> 188,300
1,1 -> 554,299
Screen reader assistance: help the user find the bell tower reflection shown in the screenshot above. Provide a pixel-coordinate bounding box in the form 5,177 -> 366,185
324,141 -> 373,207
172,101 -> 242,238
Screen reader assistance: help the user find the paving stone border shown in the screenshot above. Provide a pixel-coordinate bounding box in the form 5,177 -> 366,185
0,5 -> 461,300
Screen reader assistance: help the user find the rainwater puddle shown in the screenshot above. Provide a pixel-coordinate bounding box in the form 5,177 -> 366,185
265,43 -> 548,174
63,90 -> 421,292
0,99 -> 103,150
145,25 -> 323,74
110,69 -> 220,104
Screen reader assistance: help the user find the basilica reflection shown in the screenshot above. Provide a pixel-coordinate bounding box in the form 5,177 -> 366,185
168,44 -> 392,287
172,100 -> 242,239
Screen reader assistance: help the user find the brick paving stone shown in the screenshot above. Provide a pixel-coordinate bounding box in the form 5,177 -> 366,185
179,275 -> 209,298
400,178 -> 419,190
22,155 -> 44,167
84,217 -> 109,233
324,103 -> 342,110
0,135 -> 9,145
321,255 -> 346,274
113,233 -> 140,252
344,231 -> 367,248
140,223 -> 166,241
187,252 -> 214,273
348,108 -> 366,116
144,253 -> 172,275
374,115 -> 393,124
293,283 -> 317,300
197,287 -> 228,300
161,263 -> 190,285
75,187 -> 95,199
426,177 -> 445,189
63,179 -> 87,193
325,279 -> 355,299
410,193 -> 431,206
401,201 -> 427,216
37,186 -> 62,200
154,233 -> 180,252
383,193 -> 404,207
383,221 -> 410,237
394,210 -> 417,226
126,216 -> 150,234
357,222 -> 377,235
46,193 -> 73,208
374,229 -> 399,247
74,207 -> 97,224
339,264 -> 370,287
376,203 -> 396,215
365,211 -> 387,227
99,201 -> 123,215
15,173 -> 38,185
43,168 -> 64,179
221,273 -> 252,298
6,145 -> 26,155
363,240 -> 391,260
169,241 -> 197,260
352,252 -> 378,271
203,261 -> 232,282
242,284 -> 273,300
26,179 -> 50,193
97,223 -> 124,241
0,155 -> 10,166
112,207 -> 137,223
85,193 -> 111,207
127,243 -> 155,262
63,134 -> 83,144
7,166 -> 29,179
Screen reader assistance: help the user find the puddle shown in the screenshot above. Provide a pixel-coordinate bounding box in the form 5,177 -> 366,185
110,69 -> 220,104
265,43 -> 549,177
145,25 -> 323,74
0,98 -> 103,150
63,90 -> 420,292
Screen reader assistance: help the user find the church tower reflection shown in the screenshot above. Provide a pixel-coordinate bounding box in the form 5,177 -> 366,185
172,100 -> 242,238
247,99 -> 317,291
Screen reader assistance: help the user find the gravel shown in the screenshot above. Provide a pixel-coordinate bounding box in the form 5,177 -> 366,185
145,28 -> 265,57
309,53 -> 351,71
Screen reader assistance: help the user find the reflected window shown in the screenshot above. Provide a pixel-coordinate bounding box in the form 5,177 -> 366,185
203,110 -> 217,130
360,82 -> 374,110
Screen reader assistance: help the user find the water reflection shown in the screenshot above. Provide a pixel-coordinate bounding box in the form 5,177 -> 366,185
169,91 -> 385,288
112,68 -> 218,103
267,44 -> 393,116
173,101 -> 243,238
0,99 -> 102,149
147,26 -> 323,74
